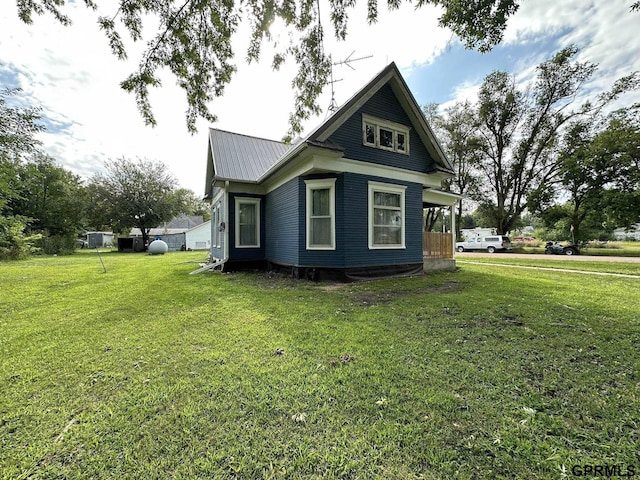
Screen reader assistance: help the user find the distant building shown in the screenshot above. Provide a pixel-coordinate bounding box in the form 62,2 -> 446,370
86,231 -> 114,248
461,227 -> 498,240
614,224 -> 640,241
129,214 -> 206,251
185,221 -> 211,250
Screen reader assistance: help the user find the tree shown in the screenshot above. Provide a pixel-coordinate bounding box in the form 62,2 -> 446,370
426,100 -> 482,238
15,0 -> 519,137
0,88 -> 45,259
0,88 -> 44,161
531,108 -> 640,242
472,45 -> 638,234
9,153 -> 87,253
87,157 -> 187,248
175,188 -> 212,221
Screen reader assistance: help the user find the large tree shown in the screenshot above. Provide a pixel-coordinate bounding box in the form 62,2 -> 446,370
0,88 -> 46,259
87,157 -> 187,248
472,45 -> 638,234
544,109 -> 640,241
426,100 -> 482,237
14,0 -> 519,136
10,153 -> 86,244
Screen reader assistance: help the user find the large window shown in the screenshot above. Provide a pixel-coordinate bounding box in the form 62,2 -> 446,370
368,182 -> 406,249
235,197 -> 260,248
362,114 -> 410,154
305,178 -> 336,250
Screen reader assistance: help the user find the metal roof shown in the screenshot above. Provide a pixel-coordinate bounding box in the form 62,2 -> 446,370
209,129 -> 291,182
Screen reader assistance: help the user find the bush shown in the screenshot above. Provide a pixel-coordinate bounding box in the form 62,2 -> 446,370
0,216 -> 41,260
34,233 -> 78,255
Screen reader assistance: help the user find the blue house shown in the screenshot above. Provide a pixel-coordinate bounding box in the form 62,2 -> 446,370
204,62 -> 460,280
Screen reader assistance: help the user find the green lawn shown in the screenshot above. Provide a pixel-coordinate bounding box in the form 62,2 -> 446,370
456,256 -> 640,276
519,241 -> 640,257
1,252 -> 639,479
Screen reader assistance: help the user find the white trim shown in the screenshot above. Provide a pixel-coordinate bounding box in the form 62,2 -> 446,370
368,181 -> 406,250
305,178 -> 337,250
422,189 -> 462,207
234,197 -> 261,248
362,114 -> 410,155
261,154 -> 450,195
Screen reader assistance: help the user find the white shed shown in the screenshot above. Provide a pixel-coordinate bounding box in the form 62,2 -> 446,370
185,220 -> 211,250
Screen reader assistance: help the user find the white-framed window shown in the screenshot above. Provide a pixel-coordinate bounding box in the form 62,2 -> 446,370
368,181 -> 406,249
235,197 -> 260,248
362,114 -> 410,155
305,178 -> 336,250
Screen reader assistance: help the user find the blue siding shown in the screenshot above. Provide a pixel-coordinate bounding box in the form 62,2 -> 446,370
328,84 -> 436,173
341,173 -> 423,267
265,178 -> 300,266
298,174 -> 345,267
289,172 -> 422,268
228,193 -> 266,261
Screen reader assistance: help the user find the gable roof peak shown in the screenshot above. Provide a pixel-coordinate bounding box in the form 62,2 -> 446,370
307,61 -> 453,173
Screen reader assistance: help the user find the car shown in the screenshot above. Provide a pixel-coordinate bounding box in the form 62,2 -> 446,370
456,235 -> 512,253
544,241 -> 580,255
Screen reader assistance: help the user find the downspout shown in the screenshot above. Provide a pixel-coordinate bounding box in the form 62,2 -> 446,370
450,203 -> 457,258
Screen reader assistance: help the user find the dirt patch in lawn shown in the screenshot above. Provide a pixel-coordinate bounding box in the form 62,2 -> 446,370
334,280 -> 461,307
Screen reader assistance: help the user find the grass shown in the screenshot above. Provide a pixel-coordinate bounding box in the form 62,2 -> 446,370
1,251 -> 639,479
456,256 -> 640,276
517,241 -> 640,257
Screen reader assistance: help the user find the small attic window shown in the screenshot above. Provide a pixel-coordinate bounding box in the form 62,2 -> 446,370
362,114 -> 410,155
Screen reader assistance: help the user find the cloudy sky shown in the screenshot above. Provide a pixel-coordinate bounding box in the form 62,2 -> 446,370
1,1 -> 638,195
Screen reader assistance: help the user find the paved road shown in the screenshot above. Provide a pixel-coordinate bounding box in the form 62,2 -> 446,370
455,252 -> 640,263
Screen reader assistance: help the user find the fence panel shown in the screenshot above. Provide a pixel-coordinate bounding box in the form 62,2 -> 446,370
423,232 -> 453,259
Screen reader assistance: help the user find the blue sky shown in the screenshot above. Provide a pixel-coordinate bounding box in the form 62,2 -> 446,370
1,1 -> 639,194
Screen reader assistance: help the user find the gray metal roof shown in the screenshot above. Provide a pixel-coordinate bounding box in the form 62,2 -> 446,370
209,129 -> 291,182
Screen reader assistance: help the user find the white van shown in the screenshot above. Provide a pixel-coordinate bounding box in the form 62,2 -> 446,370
456,236 -> 512,253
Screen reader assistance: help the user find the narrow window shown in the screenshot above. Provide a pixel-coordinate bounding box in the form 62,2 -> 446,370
212,203 -> 219,248
305,178 -> 336,250
396,132 -> 406,152
235,198 -> 260,248
368,182 -> 406,249
364,123 -> 376,146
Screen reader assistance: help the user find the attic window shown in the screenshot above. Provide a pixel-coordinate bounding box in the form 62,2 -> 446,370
362,114 -> 410,155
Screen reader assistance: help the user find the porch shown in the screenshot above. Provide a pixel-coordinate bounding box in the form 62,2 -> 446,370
423,232 -> 456,272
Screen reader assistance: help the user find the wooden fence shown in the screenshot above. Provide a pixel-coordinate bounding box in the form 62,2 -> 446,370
423,232 -> 454,259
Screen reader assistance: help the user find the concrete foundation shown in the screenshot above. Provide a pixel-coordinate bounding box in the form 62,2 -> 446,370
423,258 -> 457,272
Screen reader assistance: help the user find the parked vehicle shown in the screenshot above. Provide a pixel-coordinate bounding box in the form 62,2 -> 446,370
456,236 -> 512,253
544,241 -> 580,256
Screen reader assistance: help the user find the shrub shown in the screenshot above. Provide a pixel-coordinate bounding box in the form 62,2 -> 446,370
0,216 -> 41,260
34,233 -> 78,255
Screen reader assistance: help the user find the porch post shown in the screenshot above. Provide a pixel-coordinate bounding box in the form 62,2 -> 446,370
450,204 -> 456,257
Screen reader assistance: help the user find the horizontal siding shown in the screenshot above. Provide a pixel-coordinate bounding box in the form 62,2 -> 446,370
295,172 -> 422,268
328,84 -> 435,173
228,193 -> 266,261
265,178 -> 300,265
341,172 -> 423,267
298,174 -> 345,267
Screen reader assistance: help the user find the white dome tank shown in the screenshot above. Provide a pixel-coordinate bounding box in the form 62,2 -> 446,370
148,239 -> 168,255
